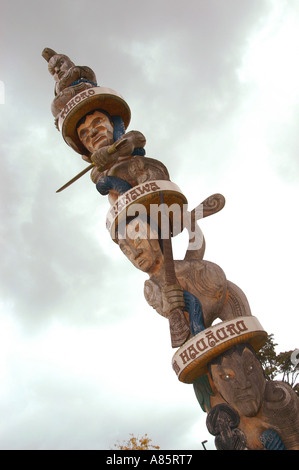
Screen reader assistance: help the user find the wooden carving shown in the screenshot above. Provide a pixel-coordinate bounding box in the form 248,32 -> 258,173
43,48 -> 298,450
206,404 -> 247,450
205,344 -> 299,450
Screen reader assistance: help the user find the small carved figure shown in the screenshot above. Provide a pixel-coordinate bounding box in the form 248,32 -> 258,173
206,403 -> 247,450
42,48 -> 97,123
42,48 -> 170,204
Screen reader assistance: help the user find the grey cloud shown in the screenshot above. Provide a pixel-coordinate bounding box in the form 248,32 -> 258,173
0,388 -> 204,450
269,105 -> 299,182
0,111 -> 130,328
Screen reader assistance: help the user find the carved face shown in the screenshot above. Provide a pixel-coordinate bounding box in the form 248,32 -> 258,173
210,345 -> 266,417
118,219 -> 163,276
48,54 -> 74,83
77,111 -> 113,153
76,111 -> 114,153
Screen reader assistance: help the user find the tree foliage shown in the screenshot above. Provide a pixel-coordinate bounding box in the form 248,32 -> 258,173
256,334 -> 299,395
113,434 -> 160,450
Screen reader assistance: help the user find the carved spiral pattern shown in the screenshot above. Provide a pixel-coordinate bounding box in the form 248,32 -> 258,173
202,193 -> 225,218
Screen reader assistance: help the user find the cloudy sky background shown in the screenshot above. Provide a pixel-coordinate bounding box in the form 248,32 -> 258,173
0,0 -> 298,450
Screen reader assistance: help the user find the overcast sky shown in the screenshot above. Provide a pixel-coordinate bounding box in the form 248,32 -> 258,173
0,0 -> 298,450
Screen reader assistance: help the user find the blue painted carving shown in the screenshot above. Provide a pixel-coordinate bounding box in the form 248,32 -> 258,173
260,429 -> 286,450
70,78 -> 97,87
193,374 -> 215,412
132,147 -> 146,156
183,290 -> 205,335
96,176 -> 132,196
110,115 -> 126,142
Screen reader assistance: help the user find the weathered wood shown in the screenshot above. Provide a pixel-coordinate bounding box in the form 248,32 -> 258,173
159,191 -> 190,347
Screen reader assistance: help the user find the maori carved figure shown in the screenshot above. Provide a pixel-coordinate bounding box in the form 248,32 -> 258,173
203,344 -> 299,450
42,48 -> 169,204
43,48 -> 298,450
117,215 -> 252,335
42,48 -> 97,126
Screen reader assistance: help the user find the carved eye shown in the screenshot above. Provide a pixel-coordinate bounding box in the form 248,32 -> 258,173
80,130 -> 88,139
120,244 -> 132,257
220,373 -> 232,381
246,364 -> 254,374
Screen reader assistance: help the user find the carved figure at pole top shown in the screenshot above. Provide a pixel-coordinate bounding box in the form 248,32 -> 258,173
42,48 -> 97,125
42,47 -> 170,206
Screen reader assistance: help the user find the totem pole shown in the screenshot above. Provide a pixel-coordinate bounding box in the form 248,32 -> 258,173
42,48 -> 299,450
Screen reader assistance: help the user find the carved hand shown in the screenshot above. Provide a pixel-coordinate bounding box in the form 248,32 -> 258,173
123,130 -> 146,150
162,283 -> 185,315
91,146 -> 119,172
115,136 -> 135,157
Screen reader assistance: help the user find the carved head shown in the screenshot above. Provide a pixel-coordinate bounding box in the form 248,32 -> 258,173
48,54 -> 75,84
209,344 -> 266,417
76,110 -> 114,153
117,216 -> 163,276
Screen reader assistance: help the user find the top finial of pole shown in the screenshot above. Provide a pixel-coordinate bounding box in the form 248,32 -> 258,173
42,47 -> 131,156
42,48 -> 57,62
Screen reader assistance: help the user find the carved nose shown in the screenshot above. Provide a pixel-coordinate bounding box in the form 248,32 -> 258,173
133,248 -> 142,259
90,128 -> 98,137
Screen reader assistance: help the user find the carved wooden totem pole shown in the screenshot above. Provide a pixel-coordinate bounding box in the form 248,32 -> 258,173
42,48 -> 299,450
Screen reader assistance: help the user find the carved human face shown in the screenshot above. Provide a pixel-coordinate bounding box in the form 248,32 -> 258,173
48,54 -> 74,83
210,346 -> 266,417
77,111 -> 114,153
118,219 -> 163,276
